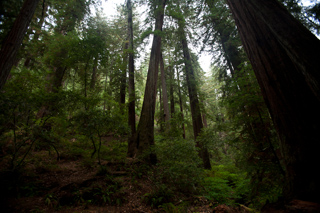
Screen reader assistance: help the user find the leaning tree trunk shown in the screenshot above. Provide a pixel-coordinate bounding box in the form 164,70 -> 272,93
129,0 -> 166,163
226,0 -> 320,202
0,0 -> 40,90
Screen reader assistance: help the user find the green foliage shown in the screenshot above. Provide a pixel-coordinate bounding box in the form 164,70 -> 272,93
102,140 -> 128,162
155,136 -> 203,193
202,164 -> 249,205
160,202 -> 189,213
158,112 -> 186,138
72,107 -> 128,164
0,68 -> 45,169
57,178 -> 126,207
45,193 -> 58,208
2,0 -> 308,210
202,176 -> 233,204
204,61 -> 284,208
80,181 -> 125,206
142,184 -> 174,208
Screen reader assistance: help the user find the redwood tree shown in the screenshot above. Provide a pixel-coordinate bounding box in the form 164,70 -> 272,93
160,52 -> 170,125
226,0 -> 320,202
129,0 -> 167,162
127,0 -> 136,156
176,10 -> 211,170
0,0 -> 40,90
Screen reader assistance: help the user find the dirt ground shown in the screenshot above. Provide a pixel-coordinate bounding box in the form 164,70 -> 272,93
1,157 -> 228,213
2,136 -> 318,213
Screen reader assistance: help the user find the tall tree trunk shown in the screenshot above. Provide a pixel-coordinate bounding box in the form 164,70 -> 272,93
127,0 -> 136,157
160,52 -> 170,126
0,0 -> 40,90
177,69 -> 186,139
24,0 -> 48,68
129,0 -> 166,163
169,68 -> 175,117
206,0 -> 283,180
201,101 -> 208,128
120,41 -> 129,105
178,20 -> 211,170
226,0 -> 320,202
168,53 -> 175,117
103,68 -> 108,111
158,82 -> 164,132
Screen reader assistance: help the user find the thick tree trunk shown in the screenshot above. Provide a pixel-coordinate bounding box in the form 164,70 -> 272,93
206,0 -> 284,179
226,0 -> 320,202
130,0 -> 166,162
179,23 -> 211,170
0,0 -> 40,90
160,52 -> 170,125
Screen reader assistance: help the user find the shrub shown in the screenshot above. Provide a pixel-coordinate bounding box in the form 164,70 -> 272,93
202,164 -> 249,205
142,184 -> 174,207
155,137 -> 203,193
202,176 -> 234,204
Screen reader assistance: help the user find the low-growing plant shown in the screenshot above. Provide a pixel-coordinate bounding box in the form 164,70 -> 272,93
160,201 -> 189,213
142,184 -> 174,207
155,137 -> 203,193
202,164 -> 249,205
45,193 -> 58,208
202,176 -> 234,204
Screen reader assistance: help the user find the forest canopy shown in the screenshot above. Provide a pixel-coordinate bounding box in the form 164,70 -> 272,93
1,0 -> 320,212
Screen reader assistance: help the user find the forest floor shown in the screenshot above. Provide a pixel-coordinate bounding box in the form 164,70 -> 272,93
1,136 -> 319,212
0,135 -> 247,213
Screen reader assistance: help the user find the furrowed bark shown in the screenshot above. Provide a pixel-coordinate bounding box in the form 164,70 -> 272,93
226,0 -> 320,202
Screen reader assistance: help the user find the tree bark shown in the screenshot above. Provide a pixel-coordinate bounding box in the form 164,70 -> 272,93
0,0 -> 40,90
226,0 -> 320,202
160,52 -> 170,125
178,20 -> 211,170
127,0 -> 137,157
24,0 -> 48,68
177,69 -> 186,139
158,83 -> 165,132
202,102 -> 208,128
120,41 -> 129,105
169,68 -> 175,117
130,0 -> 166,163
